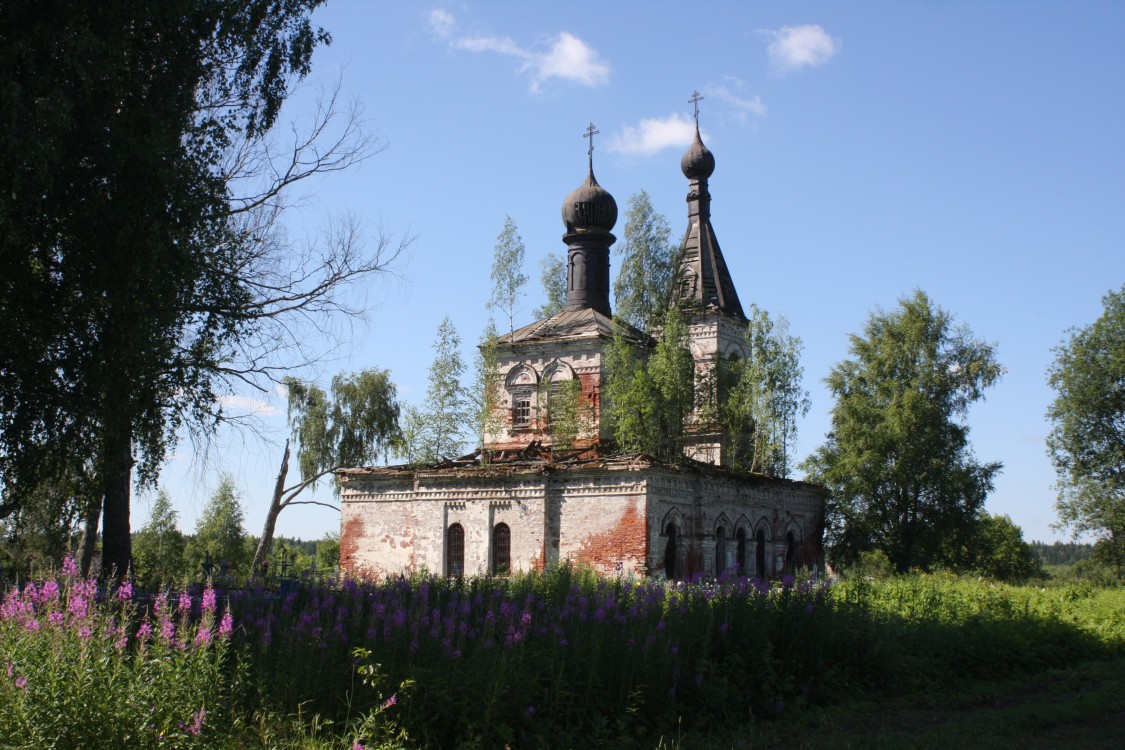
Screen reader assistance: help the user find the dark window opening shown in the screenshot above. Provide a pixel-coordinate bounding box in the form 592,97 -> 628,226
663,523 -> 678,580
755,528 -> 767,579
785,531 -> 796,574
447,523 -> 464,577
715,527 -> 727,576
492,523 -> 511,575
736,529 -> 747,574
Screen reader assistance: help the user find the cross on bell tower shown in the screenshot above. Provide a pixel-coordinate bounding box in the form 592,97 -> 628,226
584,122 -> 599,170
689,90 -> 704,125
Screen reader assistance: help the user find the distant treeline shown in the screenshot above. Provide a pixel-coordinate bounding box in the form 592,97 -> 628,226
1029,541 -> 1094,566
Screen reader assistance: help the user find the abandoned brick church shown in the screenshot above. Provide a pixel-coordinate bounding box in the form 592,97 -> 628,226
339,109 -> 825,580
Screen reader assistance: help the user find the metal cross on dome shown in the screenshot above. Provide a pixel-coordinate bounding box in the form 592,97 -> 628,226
584,122 -> 598,168
689,90 -> 704,124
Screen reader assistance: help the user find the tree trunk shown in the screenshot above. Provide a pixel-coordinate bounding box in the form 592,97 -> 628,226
76,496 -> 102,577
252,439 -> 290,579
100,427 -> 134,581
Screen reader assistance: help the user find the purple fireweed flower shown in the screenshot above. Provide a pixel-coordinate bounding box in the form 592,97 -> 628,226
153,592 -> 168,616
353,744 -> 365,750
115,634 -> 128,651
67,593 -> 88,620
178,591 -> 192,614
61,556 -> 78,578
219,611 -> 233,638
23,619 -> 40,633
190,708 -> 205,736
78,626 -> 92,639
137,622 -> 153,641
15,675 -> 27,689
195,628 -> 213,648
202,587 -> 216,613
160,618 -> 175,643
24,583 -> 38,602
382,694 -> 397,709
117,581 -> 133,601
48,611 -> 64,626
781,574 -> 795,587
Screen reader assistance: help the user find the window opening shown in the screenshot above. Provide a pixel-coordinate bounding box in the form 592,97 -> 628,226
715,527 -> 727,576
736,529 -> 747,574
446,523 -> 464,577
755,528 -> 767,579
513,398 -> 531,428
492,523 -> 511,575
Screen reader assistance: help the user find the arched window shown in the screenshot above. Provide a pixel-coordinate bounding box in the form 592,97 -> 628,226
492,523 -> 511,575
785,531 -> 796,574
736,529 -> 747,575
446,523 -> 464,577
755,528 -> 767,579
663,523 -> 678,580
715,527 -> 727,576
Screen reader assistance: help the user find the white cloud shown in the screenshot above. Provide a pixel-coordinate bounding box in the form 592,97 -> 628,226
454,34 -> 528,58
607,113 -> 699,157
705,84 -> 767,120
529,32 -> 610,91
766,24 -> 840,74
218,394 -> 280,417
427,8 -> 455,39
427,10 -> 609,91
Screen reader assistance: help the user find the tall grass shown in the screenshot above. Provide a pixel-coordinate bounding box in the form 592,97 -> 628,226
3,563 -> 1123,749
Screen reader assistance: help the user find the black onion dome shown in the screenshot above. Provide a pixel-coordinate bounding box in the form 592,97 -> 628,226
681,126 -> 715,180
562,168 -> 618,233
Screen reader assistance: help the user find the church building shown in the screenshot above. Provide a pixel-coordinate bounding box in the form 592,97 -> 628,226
339,105 -> 825,580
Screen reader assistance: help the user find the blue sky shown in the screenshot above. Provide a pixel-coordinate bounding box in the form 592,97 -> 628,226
158,1 -> 1124,547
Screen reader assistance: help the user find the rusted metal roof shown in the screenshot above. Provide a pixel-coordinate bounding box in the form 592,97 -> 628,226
495,308 -> 649,346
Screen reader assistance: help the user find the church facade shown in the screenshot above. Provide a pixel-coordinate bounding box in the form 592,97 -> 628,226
339,112 -> 825,580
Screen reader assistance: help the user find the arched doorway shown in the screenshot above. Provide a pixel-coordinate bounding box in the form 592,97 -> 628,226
663,523 -> 678,580
715,526 -> 727,576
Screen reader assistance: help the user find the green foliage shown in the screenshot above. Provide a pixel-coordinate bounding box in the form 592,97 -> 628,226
850,548 -> 895,579
613,191 -> 676,333
0,0 -> 340,579
0,473 -> 87,577
716,305 -> 810,477
1047,283 -> 1125,580
286,369 -> 401,488
604,307 -> 694,461
184,474 -> 249,579
416,316 -> 469,463
532,252 -> 567,320
132,490 -> 188,589
1030,540 -> 1095,566
487,217 -> 528,334
804,290 -> 1003,573
542,378 -> 587,449
471,318 -> 503,454
316,533 -> 340,571
963,513 -> 1046,583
